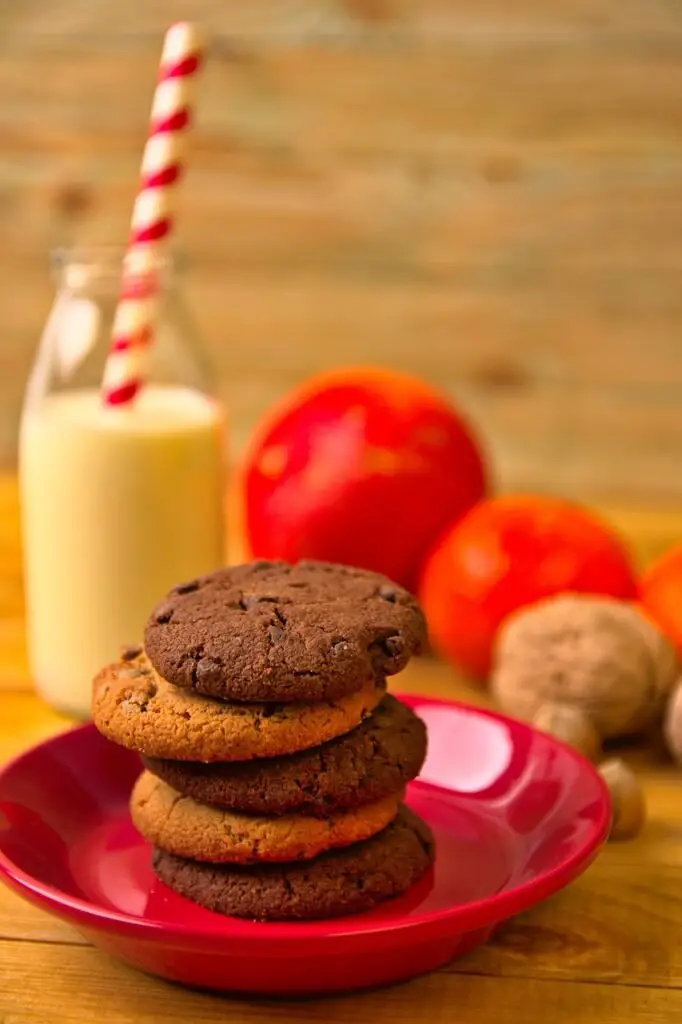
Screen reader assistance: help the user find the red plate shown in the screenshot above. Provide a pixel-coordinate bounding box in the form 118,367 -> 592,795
0,695 -> 610,996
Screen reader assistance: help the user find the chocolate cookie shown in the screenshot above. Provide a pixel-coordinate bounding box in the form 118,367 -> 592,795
131,771 -> 402,863
152,805 -> 435,920
92,651 -> 384,762
143,695 -> 427,816
144,560 -> 426,703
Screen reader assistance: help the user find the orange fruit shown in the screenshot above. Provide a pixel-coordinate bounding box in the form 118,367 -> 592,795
639,545 -> 682,657
418,494 -> 637,681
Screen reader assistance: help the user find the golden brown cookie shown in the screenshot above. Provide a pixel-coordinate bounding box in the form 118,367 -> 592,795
152,805 -> 435,920
143,560 -> 426,703
92,651 -> 384,762
142,694 -> 427,815
131,770 -> 402,863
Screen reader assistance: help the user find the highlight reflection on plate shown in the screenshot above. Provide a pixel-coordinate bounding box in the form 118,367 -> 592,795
418,705 -> 515,792
0,695 -> 611,996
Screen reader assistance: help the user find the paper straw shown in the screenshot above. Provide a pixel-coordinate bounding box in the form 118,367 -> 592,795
101,22 -> 204,406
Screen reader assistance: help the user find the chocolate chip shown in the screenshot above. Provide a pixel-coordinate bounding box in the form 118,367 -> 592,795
384,636 -> 405,658
378,586 -> 398,604
195,657 -> 222,687
121,645 -> 142,662
268,624 -> 284,644
174,579 -> 200,595
370,635 -> 405,660
121,680 -> 156,710
154,605 -> 174,625
240,595 -> 278,610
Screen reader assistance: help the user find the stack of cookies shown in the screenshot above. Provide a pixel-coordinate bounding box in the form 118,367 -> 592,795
92,561 -> 435,920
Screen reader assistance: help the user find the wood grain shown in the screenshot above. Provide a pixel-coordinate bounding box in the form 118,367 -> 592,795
5,0 -> 682,41
2,939 -> 682,1023
0,1 -> 681,499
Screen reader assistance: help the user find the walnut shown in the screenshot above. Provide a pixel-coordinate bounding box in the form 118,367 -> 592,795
663,677 -> 682,763
491,595 -> 678,739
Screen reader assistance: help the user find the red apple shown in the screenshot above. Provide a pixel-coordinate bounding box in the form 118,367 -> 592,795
237,366 -> 489,591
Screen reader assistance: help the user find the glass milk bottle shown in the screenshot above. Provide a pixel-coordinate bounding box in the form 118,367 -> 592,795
19,247 -> 226,718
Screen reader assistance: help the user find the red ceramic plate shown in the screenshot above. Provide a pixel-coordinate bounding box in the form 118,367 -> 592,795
0,696 -> 610,996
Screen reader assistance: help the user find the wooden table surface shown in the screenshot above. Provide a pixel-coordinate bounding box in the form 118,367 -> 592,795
1,474 -> 682,1023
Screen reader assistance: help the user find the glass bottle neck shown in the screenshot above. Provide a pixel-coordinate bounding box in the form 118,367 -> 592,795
51,246 -> 185,298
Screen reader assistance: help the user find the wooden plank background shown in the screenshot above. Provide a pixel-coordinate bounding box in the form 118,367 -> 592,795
1,0 -> 681,501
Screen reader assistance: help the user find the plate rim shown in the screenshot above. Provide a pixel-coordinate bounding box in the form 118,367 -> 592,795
0,693 -> 611,952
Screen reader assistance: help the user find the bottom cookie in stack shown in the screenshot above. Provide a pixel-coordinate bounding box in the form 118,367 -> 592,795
152,806 -> 434,921
130,691 -> 434,920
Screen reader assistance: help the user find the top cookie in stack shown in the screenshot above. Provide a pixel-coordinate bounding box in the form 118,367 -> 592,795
92,560 -> 435,920
143,559 -> 425,703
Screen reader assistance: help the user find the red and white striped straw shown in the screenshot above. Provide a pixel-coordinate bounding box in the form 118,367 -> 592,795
101,22 -> 205,406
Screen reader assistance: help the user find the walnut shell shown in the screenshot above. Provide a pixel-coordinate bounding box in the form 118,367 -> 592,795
663,678 -> 682,763
628,608 -> 680,700
492,595 -> 676,739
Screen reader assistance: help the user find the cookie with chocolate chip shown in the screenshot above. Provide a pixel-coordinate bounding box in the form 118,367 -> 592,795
143,560 -> 426,703
152,805 -> 435,920
91,651 -> 384,762
131,770 -> 401,863
143,694 -> 427,815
